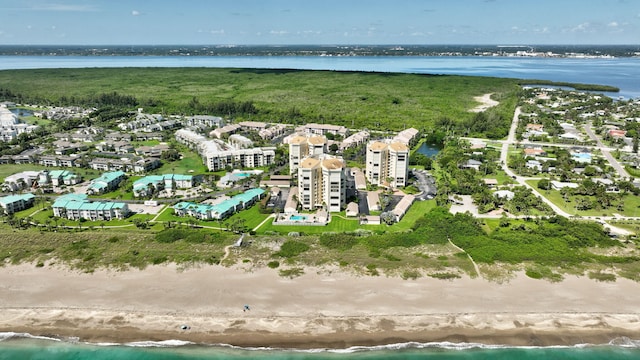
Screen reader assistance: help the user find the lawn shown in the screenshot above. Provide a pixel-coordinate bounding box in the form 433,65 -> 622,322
149,147 -> 208,175
152,202 -> 269,230
256,199 -> 436,235
527,180 -> 640,217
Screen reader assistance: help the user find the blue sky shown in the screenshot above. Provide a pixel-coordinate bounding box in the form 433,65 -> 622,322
0,0 -> 638,45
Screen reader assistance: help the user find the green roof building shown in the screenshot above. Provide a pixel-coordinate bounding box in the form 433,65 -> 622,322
0,193 -> 35,215
173,188 -> 264,220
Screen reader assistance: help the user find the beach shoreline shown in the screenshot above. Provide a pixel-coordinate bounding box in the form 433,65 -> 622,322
1,263 -> 639,349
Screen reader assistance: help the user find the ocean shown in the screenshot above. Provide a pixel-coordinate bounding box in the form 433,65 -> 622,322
1,335 -> 640,360
2,54 -> 640,358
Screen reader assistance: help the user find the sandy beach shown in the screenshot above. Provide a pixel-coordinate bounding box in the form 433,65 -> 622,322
1,263 -> 639,348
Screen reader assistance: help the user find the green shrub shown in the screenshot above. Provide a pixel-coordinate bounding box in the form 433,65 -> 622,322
319,233 -> 360,251
366,263 -> 379,276
588,271 -> 616,282
279,267 -> 304,278
384,254 -> 401,262
155,229 -> 188,243
274,240 -> 310,258
267,260 -> 280,269
401,269 -> 420,280
429,272 -> 461,280
525,268 -> 543,279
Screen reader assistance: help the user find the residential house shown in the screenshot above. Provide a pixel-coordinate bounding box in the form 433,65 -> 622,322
523,147 -> 547,157
550,181 -> 579,190
345,202 -> 359,217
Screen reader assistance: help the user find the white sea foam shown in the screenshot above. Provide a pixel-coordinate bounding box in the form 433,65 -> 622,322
0,332 -> 61,342
124,339 -> 195,348
3,332 -> 640,352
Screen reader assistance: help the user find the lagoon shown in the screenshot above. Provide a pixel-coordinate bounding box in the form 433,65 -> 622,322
1,56 -> 640,99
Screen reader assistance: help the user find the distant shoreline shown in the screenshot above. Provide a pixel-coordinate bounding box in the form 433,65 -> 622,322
1,263 -> 640,349
0,44 -> 638,58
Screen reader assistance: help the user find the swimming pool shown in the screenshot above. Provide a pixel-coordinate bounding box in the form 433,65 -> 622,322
290,215 -> 308,221
235,173 -> 251,177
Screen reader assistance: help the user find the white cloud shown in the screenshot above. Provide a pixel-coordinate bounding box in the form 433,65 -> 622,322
608,21 -> 619,27
131,10 -> 140,16
269,30 -> 288,35
533,27 -> 550,34
571,22 -> 592,33
210,29 -> 225,35
29,4 -> 99,12
51,25 -> 57,30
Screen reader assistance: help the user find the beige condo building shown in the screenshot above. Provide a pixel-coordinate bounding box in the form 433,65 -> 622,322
297,154 -> 345,212
365,140 -> 409,188
288,135 -> 327,174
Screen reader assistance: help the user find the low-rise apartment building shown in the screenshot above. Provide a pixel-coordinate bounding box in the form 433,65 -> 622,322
52,193 -> 129,221
0,193 -> 35,215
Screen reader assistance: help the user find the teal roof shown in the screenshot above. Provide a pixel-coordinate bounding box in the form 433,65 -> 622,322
88,171 -> 125,191
93,171 -> 125,183
53,192 -> 126,212
0,193 -> 35,206
236,188 -> 265,203
52,193 -> 88,208
133,174 -> 192,191
49,170 -> 73,178
57,193 -> 88,202
173,188 -> 263,217
64,201 -> 126,211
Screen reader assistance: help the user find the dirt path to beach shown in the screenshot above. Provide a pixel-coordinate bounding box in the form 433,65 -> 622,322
469,93 -> 499,112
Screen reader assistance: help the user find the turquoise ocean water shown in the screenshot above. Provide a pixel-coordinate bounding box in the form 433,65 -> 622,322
1,334 -> 640,360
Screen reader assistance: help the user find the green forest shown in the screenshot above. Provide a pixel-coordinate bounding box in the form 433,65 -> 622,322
0,67 -> 520,137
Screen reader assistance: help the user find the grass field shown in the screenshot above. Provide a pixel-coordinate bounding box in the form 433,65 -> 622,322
526,180 -> 640,217
0,67 -> 521,132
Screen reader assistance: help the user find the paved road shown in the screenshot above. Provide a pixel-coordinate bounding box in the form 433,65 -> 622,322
584,122 -> 631,179
496,106 -> 634,236
411,169 -> 436,200
500,107 -> 572,218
